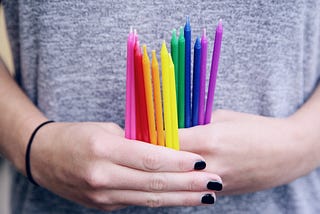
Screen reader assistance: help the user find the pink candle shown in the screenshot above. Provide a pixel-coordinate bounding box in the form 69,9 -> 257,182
125,27 -> 136,139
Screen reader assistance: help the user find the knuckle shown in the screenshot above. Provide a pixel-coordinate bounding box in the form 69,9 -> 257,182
105,123 -> 121,132
87,134 -> 109,158
146,194 -> 162,208
87,134 -> 101,155
86,191 -> 103,205
149,174 -> 167,191
87,191 -> 114,206
142,153 -> 161,171
178,158 -> 189,171
188,177 -> 201,191
83,166 -> 107,189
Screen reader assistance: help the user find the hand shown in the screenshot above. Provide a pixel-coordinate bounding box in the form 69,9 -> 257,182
30,122 -> 222,211
180,110 -> 310,196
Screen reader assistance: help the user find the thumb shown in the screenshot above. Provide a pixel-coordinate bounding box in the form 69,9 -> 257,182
179,125 -> 208,153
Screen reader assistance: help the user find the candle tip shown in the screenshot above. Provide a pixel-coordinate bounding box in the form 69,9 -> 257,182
134,29 -> 137,35
217,19 -> 223,31
172,29 -> 177,39
202,28 -> 206,37
152,49 -> 156,58
195,36 -> 201,48
142,44 -> 148,56
180,26 -> 184,35
161,40 -> 168,52
129,26 -> 133,33
186,16 -> 190,24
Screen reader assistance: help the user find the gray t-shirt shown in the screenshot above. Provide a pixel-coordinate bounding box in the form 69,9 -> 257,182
3,0 -> 320,213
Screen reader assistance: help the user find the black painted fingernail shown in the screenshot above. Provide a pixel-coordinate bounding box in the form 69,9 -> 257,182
194,161 -> 206,170
207,181 -> 223,191
201,194 -> 215,204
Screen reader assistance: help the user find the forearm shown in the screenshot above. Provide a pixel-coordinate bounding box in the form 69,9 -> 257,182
0,59 -> 47,174
290,83 -> 320,172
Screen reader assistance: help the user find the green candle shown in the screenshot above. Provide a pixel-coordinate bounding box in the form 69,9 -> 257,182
178,27 -> 185,128
171,29 -> 179,102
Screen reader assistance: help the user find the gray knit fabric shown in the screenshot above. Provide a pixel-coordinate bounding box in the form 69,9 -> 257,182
3,0 -> 320,213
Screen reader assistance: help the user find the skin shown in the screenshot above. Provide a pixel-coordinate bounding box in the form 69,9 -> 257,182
1,57 -> 320,210
0,59 -> 220,211
180,84 -> 320,196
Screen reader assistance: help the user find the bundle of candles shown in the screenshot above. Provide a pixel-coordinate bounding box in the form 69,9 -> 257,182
125,17 -> 223,150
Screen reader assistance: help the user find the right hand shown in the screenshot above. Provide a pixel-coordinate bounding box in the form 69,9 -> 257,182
29,122 -> 222,211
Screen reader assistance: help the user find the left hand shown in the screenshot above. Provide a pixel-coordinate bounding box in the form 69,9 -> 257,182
179,110 -> 312,196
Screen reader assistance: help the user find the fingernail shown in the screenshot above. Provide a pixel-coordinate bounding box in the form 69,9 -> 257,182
194,161 -> 206,170
201,194 -> 215,204
207,181 -> 223,191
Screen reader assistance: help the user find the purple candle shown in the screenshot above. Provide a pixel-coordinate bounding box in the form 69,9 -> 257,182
198,28 -> 208,125
204,20 -> 223,124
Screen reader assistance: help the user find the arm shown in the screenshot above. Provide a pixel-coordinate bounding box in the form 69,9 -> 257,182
180,84 -> 320,195
0,58 -> 47,172
0,59 -> 222,210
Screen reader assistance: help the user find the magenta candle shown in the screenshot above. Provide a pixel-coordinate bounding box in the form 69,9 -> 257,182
198,28 -> 208,125
204,20 -> 223,124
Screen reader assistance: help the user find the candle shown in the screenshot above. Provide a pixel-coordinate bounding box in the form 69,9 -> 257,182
161,41 -> 173,149
142,45 -> 157,145
205,20 -> 223,124
151,50 -> 165,146
178,27 -> 185,128
192,36 -> 201,126
168,54 -> 180,150
134,41 -> 142,140
198,28 -> 208,125
184,16 -> 192,128
171,29 -> 179,102
125,27 -> 135,139
134,41 -> 150,142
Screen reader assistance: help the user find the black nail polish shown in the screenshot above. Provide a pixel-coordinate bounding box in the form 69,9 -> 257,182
207,181 -> 223,191
194,161 -> 206,170
201,194 -> 215,204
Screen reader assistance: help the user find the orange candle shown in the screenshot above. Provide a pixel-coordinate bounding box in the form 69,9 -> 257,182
151,50 -> 165,146
142,45 -> 157,145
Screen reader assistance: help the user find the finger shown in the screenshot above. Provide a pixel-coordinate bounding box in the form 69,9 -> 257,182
100,190 -> 216,207
179,126 -> 208,153
211,109 -> 255,123
95,163 -> 222,192
109,139 -> 206,172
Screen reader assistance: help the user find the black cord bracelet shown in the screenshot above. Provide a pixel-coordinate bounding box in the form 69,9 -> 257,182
25,120 -> 55,186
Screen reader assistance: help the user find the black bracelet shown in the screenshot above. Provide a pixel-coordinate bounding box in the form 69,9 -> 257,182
25,120 -> 55,186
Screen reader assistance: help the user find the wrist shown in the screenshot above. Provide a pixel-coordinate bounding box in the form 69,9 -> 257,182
10,113 -> 48,175
285,115 -> 319,178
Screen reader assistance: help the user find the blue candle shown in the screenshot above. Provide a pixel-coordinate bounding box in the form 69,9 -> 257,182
192,37 -> 201,126
184,16 -> 192,128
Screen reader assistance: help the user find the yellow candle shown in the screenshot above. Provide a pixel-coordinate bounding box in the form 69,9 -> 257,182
168,54 -> 180,150
160,41 -> 173,149
151,50 -> 165,146
142,45 -> 157,145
